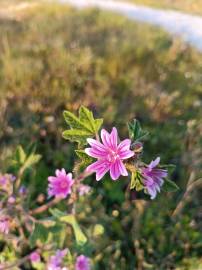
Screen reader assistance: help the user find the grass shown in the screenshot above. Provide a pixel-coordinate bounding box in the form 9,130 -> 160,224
0,3 -> 201,269
126,0 -> 202,15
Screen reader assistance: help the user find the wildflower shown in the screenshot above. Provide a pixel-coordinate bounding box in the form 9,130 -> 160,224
19,185 -> 27,195
78,184 -> 91,196
0,174 -> 15,194
48,169 -> 74,199
47,249 -> 68,270
0,216 -> 10,234
8,196 -> 16,204
75,255 -> 90,270
142,157 -> 168,199
85,127 -> 134,181
30,251 -> 41,263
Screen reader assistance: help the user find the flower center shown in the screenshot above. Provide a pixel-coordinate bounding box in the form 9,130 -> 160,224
108,150 -> 119,163
60,179 -> 68,189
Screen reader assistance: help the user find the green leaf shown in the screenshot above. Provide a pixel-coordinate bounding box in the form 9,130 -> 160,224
75,150 -> 94,166
60,215 -> 87,246
162,179 -> 179,192
128,119 -> 149,142
11,145 -> 41,172
23,153 -> 41,170
62,129 -> 92,147
15,145 -> 26,165
130,170 -> 144,191
79,106 -> 103,133
49,208 -> 66,219
63,106 -> 103,146
159,164 -> 176,174
29,224 -> 49,248
63,110 -> 90,132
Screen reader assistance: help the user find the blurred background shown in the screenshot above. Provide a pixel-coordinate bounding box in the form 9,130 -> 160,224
0,0 -> 201,269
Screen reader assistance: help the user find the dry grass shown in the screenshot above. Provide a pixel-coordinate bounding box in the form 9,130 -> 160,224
126,0 -> 202,15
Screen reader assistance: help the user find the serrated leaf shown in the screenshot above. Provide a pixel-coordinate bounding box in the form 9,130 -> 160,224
63,111 -> 90,132
79,106 -> 103,133
60,215 -> 87,246
75,150 -> 93,166
63,106 -> 103,146
62,129 -> 92,147
128,119 -> 149,142
94,118 -> 103,131
162,179 -> 179,192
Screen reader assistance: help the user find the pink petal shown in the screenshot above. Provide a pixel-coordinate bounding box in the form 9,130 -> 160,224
118,139 -> 131,151
149,157 -> 160,169
109,127 -> 118,148
55,169 -> 61,177
96,165 -> 110,181
86,160 -> 110,181
110,161 -> 121,180
86,160 -> 108,172
87,138 -> 107,152
85,148 -> 108,159
119,150 -> 134,160
67,173 -> 73,179
117,160 -> 128,176
147,186 -> 157,199
101,129 -> 111,148
48,176 -> 57,183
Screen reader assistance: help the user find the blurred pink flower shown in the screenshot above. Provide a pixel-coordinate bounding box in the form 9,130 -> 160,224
0,174 -> 16,194
78,184 -> 91,196
75,255 -> 90,270
48,169 -> 74,199
142,157 -> 168,199
85,127 -> 134,181
30,251 -> 41,263
0,216 -> 10,235
47,249 -> 68,270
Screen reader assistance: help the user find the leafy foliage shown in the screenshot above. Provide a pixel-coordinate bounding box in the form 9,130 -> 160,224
63,106 -> 103,147
163,178 -> 180,192
0,3 -> 201,269
128,119 -> 149,142
130,170 -> 143,191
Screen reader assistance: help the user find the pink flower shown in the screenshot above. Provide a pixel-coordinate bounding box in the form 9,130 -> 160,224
85,127 -> 134,181
142,157 -> 168,199
48,169 -> 74,199
0,174 -> 15,194
75,255 -> 90,270
30,251 -> 41,263
0,216 -> 10,235
47,249 -> 68,270
78,184 -> 91,196
8,196 -> 16,204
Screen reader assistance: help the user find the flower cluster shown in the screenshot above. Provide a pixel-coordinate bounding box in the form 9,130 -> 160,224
0,107 -> 178,269
84,127 -> 168,199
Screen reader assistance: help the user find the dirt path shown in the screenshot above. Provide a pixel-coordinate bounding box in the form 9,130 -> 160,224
61,0 -> 202,52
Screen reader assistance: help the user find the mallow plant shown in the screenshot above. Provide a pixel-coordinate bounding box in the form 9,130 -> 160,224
0,106 -> 179,269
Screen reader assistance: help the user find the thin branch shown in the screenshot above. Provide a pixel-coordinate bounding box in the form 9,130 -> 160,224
172,178 -> 202,218
29,196 -> 61,215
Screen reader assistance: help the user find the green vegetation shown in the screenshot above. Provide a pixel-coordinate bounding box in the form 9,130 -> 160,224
126,0 -> 202,15
0,3 -> 201,269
